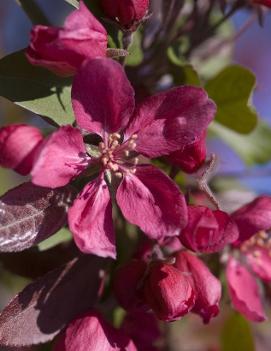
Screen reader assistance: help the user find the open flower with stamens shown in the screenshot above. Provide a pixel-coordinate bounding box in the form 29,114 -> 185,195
31,58 -> 216,258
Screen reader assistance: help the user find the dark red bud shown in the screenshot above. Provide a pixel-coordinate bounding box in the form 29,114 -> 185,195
180,205 -> 239,253
175,251 -> 222,323
167,133 -> 207,173
142,262 -> 195,321
101,0 -> 150,30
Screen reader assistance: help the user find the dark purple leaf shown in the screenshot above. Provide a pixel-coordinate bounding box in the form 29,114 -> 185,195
0,182 -> 74,252
0,256 -> 107,347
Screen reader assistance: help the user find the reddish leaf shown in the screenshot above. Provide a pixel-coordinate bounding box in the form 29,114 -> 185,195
0,182 -> 74,252
0,256 -> 106,346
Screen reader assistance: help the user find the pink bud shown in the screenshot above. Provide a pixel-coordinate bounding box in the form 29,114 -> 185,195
0,124 -> 43,175
175,251 -> 222,323
101,0 -> 150,30
26,1 -> 107,76
226,257 -> 266,322
180,206 -> 239,253
167,133 -> 207,173
53,310 -> 137,351
142,262 -> 195,321
113,259 -> 147,311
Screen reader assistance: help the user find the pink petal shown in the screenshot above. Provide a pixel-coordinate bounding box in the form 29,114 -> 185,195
245,246 -> 271,282
0,124 -> 43,175
72,58 -> 135,135
232,196 -> 271,243
31,125 -> 89,188
125,86 -> 216,158
226,257 -> 266,322
175,251 -> 222,323
68,175 -> 116,258
116,165 -> 187,240
180,206 -> 239,253
53,310 -> 137,351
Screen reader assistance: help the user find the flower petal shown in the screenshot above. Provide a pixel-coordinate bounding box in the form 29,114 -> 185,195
54,310 -> 137,351
72,58 -> 135,135
0,124 -> 43,175
68,175 -> 116,259
116,165 -> 187,240
31,125 -> 89,188
245,246 -> 271,282
226,257 -> 266,322
232,196 -> 271,243
125,86 -> 216,158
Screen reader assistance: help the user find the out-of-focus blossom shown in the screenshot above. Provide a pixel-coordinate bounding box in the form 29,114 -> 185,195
253,0 -> 271,8
167,132 -> 207,173
226,257 -> 266,322
53,310 -> 137,351
180,206 -> 239,253
101,0 -> 150,30
231,196 -> 271,243
26,1 -> 107,76
32,58 -> 216,259
175,251 -> 222,323
142,261 -> 195,321
0,124 -> 43,175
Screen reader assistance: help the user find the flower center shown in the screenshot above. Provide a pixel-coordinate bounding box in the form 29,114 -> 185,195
98,133 -> 139,178
241,231 -> 271,257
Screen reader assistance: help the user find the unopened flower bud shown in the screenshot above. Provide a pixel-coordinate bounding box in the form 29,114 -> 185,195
142,262 -> 195,321
101,0 -> 150,30
180,206 -> 239,253
175,251 -> 222,323
0,124 -> 43,175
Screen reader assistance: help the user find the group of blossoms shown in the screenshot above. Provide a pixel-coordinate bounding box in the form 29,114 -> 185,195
1,1 -> 271,350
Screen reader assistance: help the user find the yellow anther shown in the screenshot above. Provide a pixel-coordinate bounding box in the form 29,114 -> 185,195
115,172 -> 123,178
101,157 -> 108,166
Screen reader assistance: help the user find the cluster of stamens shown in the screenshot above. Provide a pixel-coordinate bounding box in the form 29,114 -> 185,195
241,230 -> 271,258
98,133 -> 139,178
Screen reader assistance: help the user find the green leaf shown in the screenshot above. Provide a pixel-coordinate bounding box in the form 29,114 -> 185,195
126,31 -> 143,66
221,313 -> 255,351
38,228 -> 72,251
210,121 -> 271,165
0,50 -> 74,126
64,0 -> 79,8
205,65 -> 258,134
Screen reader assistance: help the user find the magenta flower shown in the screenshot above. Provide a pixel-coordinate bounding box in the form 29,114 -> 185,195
180,205 -> 239,253
31,58 -> 216,259
53,310 -> 137,351
142,261 -> 195,321
226,257 -> 266,322
0,124 -> 43,175
175,251 -> 222,323
26,1 -> 107,76
101,0 -> 150,30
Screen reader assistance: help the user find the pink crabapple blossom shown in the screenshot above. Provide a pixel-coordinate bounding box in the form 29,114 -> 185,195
31,57 -> 216,259
26,1 -> 107,76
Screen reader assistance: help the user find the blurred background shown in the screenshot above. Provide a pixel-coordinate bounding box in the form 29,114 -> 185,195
0,1 -> 271,350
